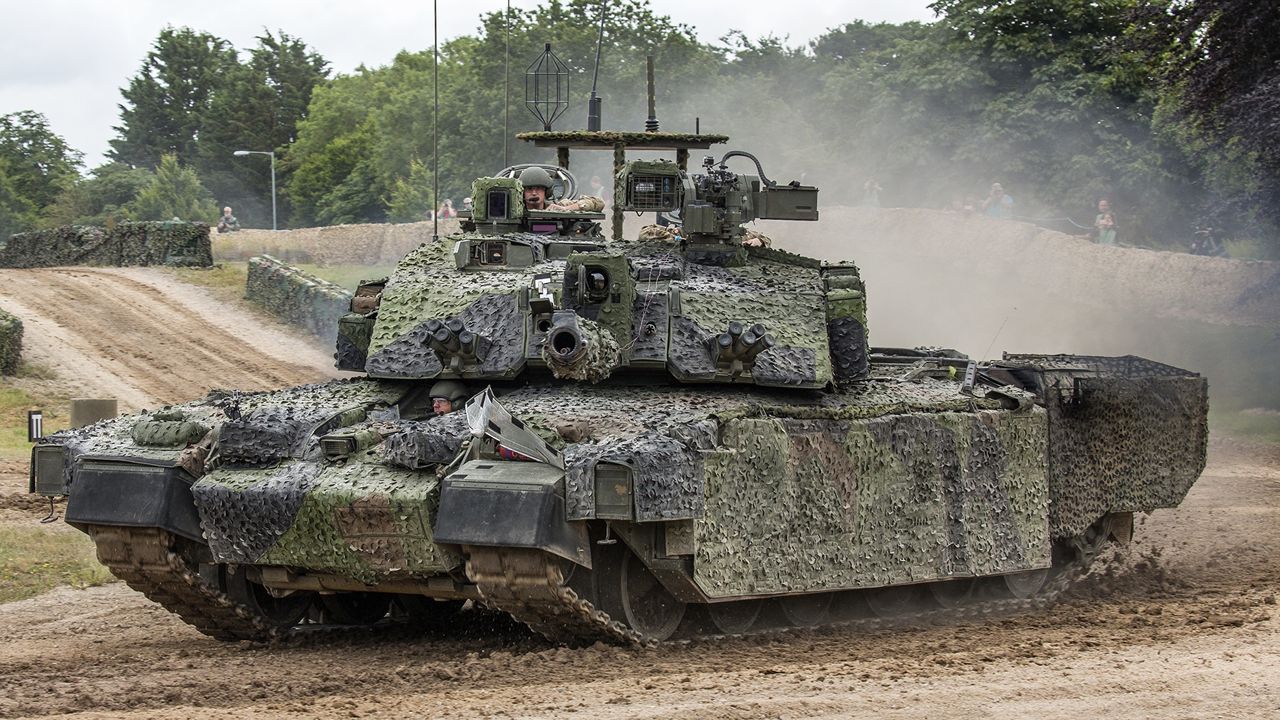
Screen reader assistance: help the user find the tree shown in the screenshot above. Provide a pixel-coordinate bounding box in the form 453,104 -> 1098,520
197,30 -> 330,228
1164,0 -> 1280,241
0,157 -> 37,240
126,154 -> 218,222
0,110 -> 83,210
42,162 -> 154,227
386,159 -> 435,222
110,27 -> 238,168
286,0 -> 720,226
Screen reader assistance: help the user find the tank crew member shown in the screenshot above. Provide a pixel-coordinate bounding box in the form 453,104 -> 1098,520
428,380 -> 469,415
519,167 -> 605,213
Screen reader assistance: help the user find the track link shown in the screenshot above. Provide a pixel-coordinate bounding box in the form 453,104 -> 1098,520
466,547 -> 652,647
87,526 -> 283,642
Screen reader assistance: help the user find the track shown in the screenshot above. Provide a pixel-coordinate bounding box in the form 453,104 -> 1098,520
78,524 -> 1102,650
0,266 -> 341,412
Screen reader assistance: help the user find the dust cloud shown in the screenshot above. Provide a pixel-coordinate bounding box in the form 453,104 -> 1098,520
760,205 -> 1280,423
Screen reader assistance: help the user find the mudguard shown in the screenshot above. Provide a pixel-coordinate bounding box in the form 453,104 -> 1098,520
434,460 -> 591,568
64,459 -> 204,541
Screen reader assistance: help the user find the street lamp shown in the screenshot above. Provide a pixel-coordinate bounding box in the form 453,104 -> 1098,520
233,150 -> 277,231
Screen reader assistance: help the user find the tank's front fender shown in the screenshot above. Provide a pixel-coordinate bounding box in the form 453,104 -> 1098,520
434,460 -> 591,568
63,458 -> 204,541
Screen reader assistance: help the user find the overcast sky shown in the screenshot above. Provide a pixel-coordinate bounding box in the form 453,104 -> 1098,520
0,1 -> 937,169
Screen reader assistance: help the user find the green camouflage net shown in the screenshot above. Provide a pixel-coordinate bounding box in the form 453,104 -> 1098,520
0,222 -> 212,268
0,308 -> 21,375
245,255 -> 353,341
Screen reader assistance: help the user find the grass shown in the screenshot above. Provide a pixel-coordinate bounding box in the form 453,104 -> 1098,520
0,523 -> 112,603
1223,236 -> 1279,262
0,368 -> 69,466
291,263 -> 397,290
168,262 -> 250,304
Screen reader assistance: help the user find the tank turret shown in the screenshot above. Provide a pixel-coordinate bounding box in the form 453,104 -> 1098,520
334,132 -> 866,390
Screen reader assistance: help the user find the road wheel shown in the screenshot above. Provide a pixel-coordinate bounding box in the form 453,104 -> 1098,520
929,579 -> 975,609
223,567 -> 314,629
779,593 -> 832,627
706,600 -> 763,635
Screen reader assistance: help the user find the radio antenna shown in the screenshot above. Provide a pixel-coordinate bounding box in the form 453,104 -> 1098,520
432,0 -> 440,242
587,0 -> 606,130
504,0 -> 511,166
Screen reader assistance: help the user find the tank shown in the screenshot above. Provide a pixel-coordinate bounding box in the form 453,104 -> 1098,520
29,130 -> 1208,644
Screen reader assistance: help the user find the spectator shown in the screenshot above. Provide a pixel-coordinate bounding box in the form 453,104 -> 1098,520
461,196 -> 474,213
862,178 -> 882,208
1094,198 -> 1117,246
589,175 -> 609,207
982,183 -> 1014,219
437,199 -> 456,219
216,206 -> 240,233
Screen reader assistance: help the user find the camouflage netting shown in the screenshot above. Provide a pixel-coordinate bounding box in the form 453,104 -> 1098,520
0,307 -> 21,375
245,255 -> 353,341
1001,354 -> 1210,538
516,131 -> 730,147
46,357 -> 1207,598
0,222 -> 212,268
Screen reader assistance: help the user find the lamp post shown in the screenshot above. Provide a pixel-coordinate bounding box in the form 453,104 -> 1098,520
233,150 -> 277,230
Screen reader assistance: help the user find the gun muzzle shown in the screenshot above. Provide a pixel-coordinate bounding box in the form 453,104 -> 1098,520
540,310 -> 620,383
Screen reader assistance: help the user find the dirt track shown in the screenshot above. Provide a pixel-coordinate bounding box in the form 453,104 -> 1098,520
0,266 -> 342,412
0,441 -> 1274,720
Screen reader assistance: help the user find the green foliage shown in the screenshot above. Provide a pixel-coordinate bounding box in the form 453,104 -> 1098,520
18,0 -> 1279,254
126,154 -> 218,222
386,159 -> 435,222
0,156 -> 38,241
0,111 -> 83,209
286,0 -> 717,227
1160,0 -> 1280,237
41,162 -> 153,227
196,30 -> 330,228
0,111 -> 82,239
110,27 -> 238,168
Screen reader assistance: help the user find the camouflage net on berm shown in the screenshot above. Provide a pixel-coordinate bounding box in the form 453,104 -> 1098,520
0,222 -> 213,268
0,308 -> 21,375
245,255 -> 353,341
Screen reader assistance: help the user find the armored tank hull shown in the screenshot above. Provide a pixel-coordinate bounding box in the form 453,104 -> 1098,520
29,132 -> 1208,644
33,352 -> 1205,644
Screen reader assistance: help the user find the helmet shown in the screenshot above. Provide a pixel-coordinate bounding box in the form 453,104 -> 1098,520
428,380 -> 469,402
518,166 -> 554,189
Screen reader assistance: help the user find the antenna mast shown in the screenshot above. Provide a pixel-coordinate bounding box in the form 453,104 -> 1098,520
587,1 -> 606,130
504,0 -> 511,167
433,0 -> 439,241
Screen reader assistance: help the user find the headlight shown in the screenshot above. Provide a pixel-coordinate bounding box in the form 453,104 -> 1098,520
593,462 -> 633,520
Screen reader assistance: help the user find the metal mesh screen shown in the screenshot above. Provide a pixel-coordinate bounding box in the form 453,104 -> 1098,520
627,174 -> 680,211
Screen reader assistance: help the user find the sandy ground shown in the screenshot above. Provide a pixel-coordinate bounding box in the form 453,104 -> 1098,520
0,266 -> 342,413
0,266 -> 344,497
0,440 -> 1274,720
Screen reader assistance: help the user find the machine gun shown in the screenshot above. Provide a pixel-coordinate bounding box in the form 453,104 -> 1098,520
618,151 -> 818,263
